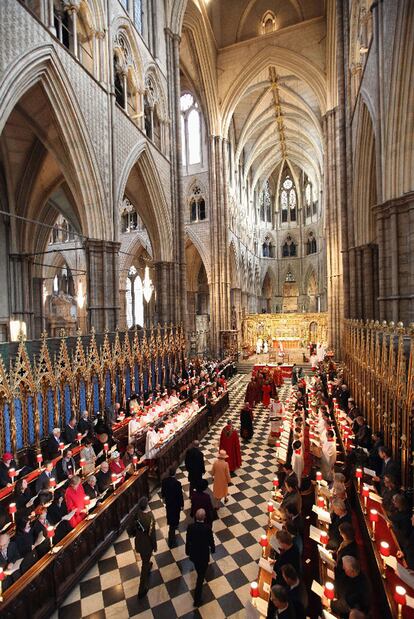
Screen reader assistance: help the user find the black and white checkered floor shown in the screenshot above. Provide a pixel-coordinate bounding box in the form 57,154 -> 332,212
54,375 -> 290,619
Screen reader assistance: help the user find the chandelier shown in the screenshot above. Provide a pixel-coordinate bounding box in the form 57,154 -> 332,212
142,266 -> 154,303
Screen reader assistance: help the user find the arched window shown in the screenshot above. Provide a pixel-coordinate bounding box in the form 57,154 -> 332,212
113,32 -> 140,121
306,232 -> 317,255
126,266 -> 144,328
189,185 -> 207,222
260,180 -> 272,223
282,235 -> 297,257
261,11 -> 277,35
49,215 -> 75,244
52,263 -> 75,297
262,235 -> 274,258
181,93 -> 202,167
144,94 -> 152,139
279,168 -> 297,224
120,197 -> 142,233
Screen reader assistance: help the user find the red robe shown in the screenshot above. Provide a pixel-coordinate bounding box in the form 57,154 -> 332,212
65,483 -> 87,528
273,367 -> 284,388
262,384 -> 272,406
219,426 -> 242,472
245,381 -> 257,407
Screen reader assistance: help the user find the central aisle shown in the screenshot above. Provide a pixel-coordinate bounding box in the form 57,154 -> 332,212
56,374 -> 290,619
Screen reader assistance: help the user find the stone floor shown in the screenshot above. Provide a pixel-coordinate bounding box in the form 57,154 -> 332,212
53,373 -> 288,618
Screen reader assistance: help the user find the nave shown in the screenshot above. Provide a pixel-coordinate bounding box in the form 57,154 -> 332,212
54,373 -> 289,619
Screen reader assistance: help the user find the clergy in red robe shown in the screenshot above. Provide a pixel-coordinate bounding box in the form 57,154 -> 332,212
262,382 -> 272,406
65,475 -> 87,528
245,378 -> 258,407
273,366 -> 284,388
219,420 -> 242,472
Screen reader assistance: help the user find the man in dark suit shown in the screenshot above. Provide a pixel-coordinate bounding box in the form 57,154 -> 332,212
332,556 -> 371,616
0,532 -> 21,589
131,496 -> 157,600
185,441 -> 205,494
328,498 -> 352,550
375,445 -> 400,489
267,584 -> 297,619
35,461 -> 56,493
186,508 -> 215,606
46,428 -> 62,459
56,448 -> 76,482
161,467 -> 184,548
272,530 -> 301,587
77,410 -> 93,436
64,417 -> 77,444
281,564 -> 308,619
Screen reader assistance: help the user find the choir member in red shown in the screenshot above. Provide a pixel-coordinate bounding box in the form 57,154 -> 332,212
273,365 -> 284,388
219,420 -> 242,473
262,381 -> 272,407
65,475 -> 87,528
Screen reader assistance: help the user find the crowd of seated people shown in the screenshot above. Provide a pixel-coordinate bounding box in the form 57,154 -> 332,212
0,356 -> 234,594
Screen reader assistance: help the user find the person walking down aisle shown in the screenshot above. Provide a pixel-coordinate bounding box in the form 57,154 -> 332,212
219,419 -> 242,473
240,403 -> 254,442
186,508 -> 215,607
211,450 -> 231,505
129,496 -> 157,600
185,440 -> 205,494
160,466 -> 184,548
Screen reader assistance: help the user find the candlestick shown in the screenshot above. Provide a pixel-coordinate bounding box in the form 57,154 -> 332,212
324,581 -> 335,609
59,442 -> 64,456
379,541 -> 390,577
132,454 -> 138,473
394,585 -> 406,619
84,495 -> 90,513
8,502 -> 16,523
8,468 -> 16,483
267,501 -> 274,528
46,525 -> 55,551
37,453 -> 43,469
362,485 -> 369,514
111,473 -> 117,492
320,531 -> 329,547
259,534 -> 268,557
369,509 -> 379,540
355,468 -> 363,490
77,432 -> 82,444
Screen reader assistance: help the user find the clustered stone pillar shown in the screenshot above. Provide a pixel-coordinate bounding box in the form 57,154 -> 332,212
374,193 -> 414,323
165,28 -> 187,329
154,261 -> 175,324
208,136 -> 231,353
9,255 -> 34,337
85,240 -> 120,332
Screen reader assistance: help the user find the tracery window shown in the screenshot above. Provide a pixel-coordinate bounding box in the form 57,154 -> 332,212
189,185 -> 206,222
260,180 -> 272,223
180,94 -> 202,167
120,198 -> 143,232
126,266 -> 144,328
282,235 -> 297,257
306,232 -> 317,255
262,236 -> 274,258
49,216 -> 75,244
261,11 -> 277,35
280,170 -> 297,224
113,32 -> 140,121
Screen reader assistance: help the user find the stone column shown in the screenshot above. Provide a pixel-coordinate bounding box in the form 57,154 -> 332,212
154,261 -> 175,324
85,240 -> 120,332
165,28 -> 187,327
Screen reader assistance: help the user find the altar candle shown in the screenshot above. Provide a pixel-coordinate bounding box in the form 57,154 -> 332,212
8,502 -> 16,523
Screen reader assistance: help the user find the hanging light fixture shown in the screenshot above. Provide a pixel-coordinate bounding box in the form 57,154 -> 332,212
143,265 -> 154,303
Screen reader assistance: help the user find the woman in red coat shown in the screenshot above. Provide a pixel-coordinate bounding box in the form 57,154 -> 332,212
65,475 -> 87,528
219,420 -> 242,472
109,451 -> 126,480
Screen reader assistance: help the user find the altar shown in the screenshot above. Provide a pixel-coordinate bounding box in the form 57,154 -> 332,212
241,312 -> 328,353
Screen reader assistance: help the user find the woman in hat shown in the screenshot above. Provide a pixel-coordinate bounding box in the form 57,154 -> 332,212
211,450 -> 231,504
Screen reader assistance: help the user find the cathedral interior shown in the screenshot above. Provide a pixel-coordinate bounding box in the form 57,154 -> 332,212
0,1 -> 413,618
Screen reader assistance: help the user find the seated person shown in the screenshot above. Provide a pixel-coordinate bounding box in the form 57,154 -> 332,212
35,460 -> 56,494
267,584 -> 296,619
332,556 -> 371,617
109,451 -> 126,480
375,446 -> 400,489
381,474 -> 400,513
0,452 -> 17,488
281,564 -> 308,619
56,448 -> 76,482
80,437 -> 96,476
281,477 -> 302,514
284,503 -> 304,556
122,443 -> 138,472
96,461 -> 112,494
77,410 -> 93,437
0,532 -> 21,589
14,517 -> 35,557
47,490 -> 72,542
64,417 -> 78,445
398,512 -> 414,569
389,493 -> 412,547
93,432 -> 115,464
46,428 -> 62,459
31,507 -> 50,558
14,478 -> 33,513
272,530 -> 301,586
354,417 -> 372,450
334,522 -> 358,583
328,498 -> 352,550
83,475 -> 99,500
